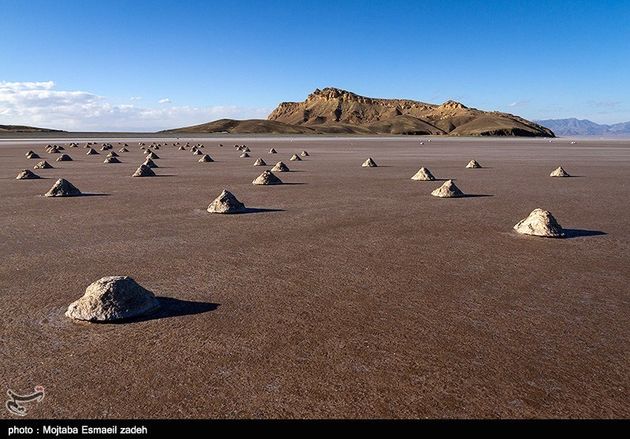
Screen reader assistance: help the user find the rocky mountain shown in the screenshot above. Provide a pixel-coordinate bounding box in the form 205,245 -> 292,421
536,118 -> 630,136
163,87 -> 554,136
266,88 -> 554,136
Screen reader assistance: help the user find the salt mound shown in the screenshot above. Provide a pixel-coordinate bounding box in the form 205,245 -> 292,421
107,151 -> 119,157
550,166 -> 570,177
193,149 -> 203,155
431,180 -> 464,198
252,170 -> 282,185
146,152 -> 160,159
34,161 -> 53,169
119,147 -> 129,153
26,151 -> 40,159
513,208 -> 565,238
240,152 -> 250,158
271,161 -> 289,172
56,154 -> 72,162
132,164 -> 156,177
466,160 -> 482,169
207,189 -> 246,214
16,169 -> 40,180
300,150 -> 309,157
46,145 -> 60,154
242,147 -> 250,152
44,178 -> 82,197
143,158 -> 158,168
362,158 -> 377,167
269,148 -> 277,154
410,167 -> 435,181
178,146 -> 186,151
104,157 -> 121,164
199,154 -> 214,162
65,276 -> 160,322
86,148 -> 99,155
290,154 -> 302,161
253,158 -> 267,166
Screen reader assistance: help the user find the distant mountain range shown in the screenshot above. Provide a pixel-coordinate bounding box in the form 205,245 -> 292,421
535,118 -> 630,136
164,87 -> 554,137
0,124 -> 64,133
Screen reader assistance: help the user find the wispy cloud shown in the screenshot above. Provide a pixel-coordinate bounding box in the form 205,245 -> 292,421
158,98 -> 171,104
0,81 -> 269,131
130,96 -> 142,102
508,100 -> 529,108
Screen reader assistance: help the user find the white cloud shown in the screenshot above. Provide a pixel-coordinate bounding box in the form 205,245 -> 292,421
0,81 -> 269,131
508,100 -> 529,108
158,98 -> 171,104
130,96 -> 142,102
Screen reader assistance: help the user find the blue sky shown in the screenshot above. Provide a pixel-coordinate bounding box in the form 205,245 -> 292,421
1,0 -> 629,130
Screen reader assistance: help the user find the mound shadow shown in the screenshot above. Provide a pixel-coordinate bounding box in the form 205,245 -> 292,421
563,229 -> 607,239
111,297 -> 219,323
241,207 -> 285,214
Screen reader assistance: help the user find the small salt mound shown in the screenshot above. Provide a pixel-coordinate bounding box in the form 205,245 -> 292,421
132,164 -> 156,177
44,178 -> 82,197
252,170 -> 282,185
56,154 -> 72,162
466,160 -> 482,169
271,161 -> 289,172
34,160 -> 53,169
550,166 -> 570,177
253,158 -> 267,166
362,158 -> 377,167
104,157 -> 121,164
290,154 -> 302,161
207,189 -> 246,214
410,167 -> 435,181
513,208 -> 565,238
16,169 -> 40,180
269,148 -> 277,154
199,154 -> 214,163
430,180 -> 464,198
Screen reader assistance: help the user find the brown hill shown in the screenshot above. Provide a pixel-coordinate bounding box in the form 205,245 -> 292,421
162,87 -> 554,136
0,124 -> 64,133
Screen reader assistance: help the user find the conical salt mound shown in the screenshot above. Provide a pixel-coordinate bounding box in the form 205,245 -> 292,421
513,208 -> 565,238
411,167 -> 435,181
362,157 -> 377,167
86,148 -> 98,155
104,157 -> 121,164
65,276 -> 160,322
46,146 -> 60,154
146,151 -> 160,159
550,166 -> 570,177
253,158 -> 266,166
34,160 -> 53,169
240,152 -> 250,158
271,161 -> 289,172
119,147 -> 129,153
252,170 -> 282,185
107,151 -> 119,157
178,146 -> 186,150
132,164 -> 156,177
207,189 -> 246,214
143,158 -> 158,168
431,180 -> 464,198
242,147 -> 250,152
466,160 -> 482,169
16,169 -> 40,180
300,150 -> 309,157
26,151 -> 40,159
269,148 -> 277,154
44,178 -> 82,197
56,154 -> 72,162
199,154 -> 214,163
290,154 -> 302,161
193,149 -> 203,155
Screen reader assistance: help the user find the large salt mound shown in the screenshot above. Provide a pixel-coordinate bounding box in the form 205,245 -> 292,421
143,158 -> 158,168
253,158 -> 267,166
199,154 -> 214,163
411,167 -> 435,181
26,151 -> 40,159
290,154 -> 302,161
34,161 -> 53,169
207,189 -> 246,214
65,276 -> 160,322
44,178 -> 82,197
252,170 -> 282,185
513,208 -> 565,238
56,154 -> 72,162
431,180 -> 464,198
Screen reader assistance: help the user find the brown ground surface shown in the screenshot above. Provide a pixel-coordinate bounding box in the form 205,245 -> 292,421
0,136 -> 628,419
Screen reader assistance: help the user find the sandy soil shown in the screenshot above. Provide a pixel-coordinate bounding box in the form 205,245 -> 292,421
0,136 -> 628,419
